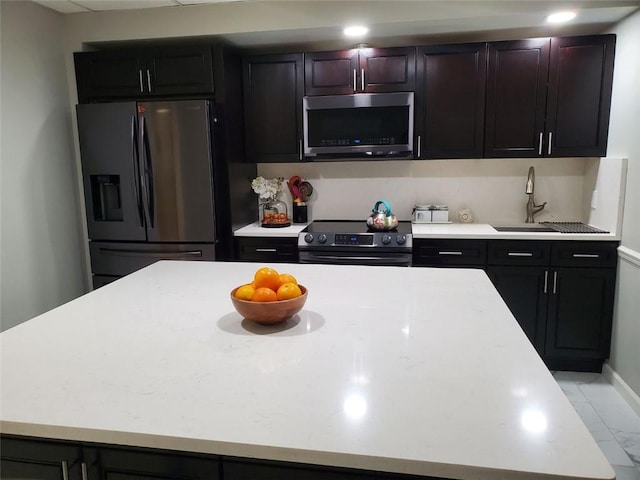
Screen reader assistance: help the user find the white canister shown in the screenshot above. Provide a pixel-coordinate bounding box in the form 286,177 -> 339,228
412,204 -> 433,223
431,205 -> 449,223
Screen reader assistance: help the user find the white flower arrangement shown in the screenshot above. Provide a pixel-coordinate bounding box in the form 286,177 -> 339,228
251,176 -> 284,202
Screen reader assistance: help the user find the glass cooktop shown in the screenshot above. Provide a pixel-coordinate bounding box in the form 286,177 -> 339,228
304,220 -> 412,234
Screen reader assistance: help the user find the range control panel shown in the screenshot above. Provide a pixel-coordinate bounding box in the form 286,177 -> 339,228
299,231 -> 412,250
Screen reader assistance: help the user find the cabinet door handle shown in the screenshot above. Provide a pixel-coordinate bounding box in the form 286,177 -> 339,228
543,270 -> 548,294
552,271 -> 558,294
353,69 -> 357,92
255,248 -> 277,252
573,253 -> 600,258
62,461 -> 70,480
548,132 -> 553,155
299,139 -> 303,160
438,251 -> 463,255
361,68 -> 365,91
417,135 -> 422,157
538,132 -> 543,156
81,462 -> 88,480
146,69 -> 152,92
507,252 -> 533,257
139,70 -> 144,93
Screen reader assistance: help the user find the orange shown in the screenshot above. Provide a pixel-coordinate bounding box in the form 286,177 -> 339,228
279,273 -> 298,285
276,282 -> 302,300
251,287 -> 278,302
234,284 -> 255,301
253,267 -> 281,291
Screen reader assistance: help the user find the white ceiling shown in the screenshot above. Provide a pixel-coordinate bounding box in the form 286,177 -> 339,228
33,0 -> 245,14
32,0 -> 640,48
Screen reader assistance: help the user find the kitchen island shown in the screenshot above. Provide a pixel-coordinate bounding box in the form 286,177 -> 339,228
0,261 -> 614,480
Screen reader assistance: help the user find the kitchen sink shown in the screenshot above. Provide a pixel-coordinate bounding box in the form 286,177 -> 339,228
492,225 -> 556,232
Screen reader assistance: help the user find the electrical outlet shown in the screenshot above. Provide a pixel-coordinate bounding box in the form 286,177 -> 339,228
591,189 -> 598,209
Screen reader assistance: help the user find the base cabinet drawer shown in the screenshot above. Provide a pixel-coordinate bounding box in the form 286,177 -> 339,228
488,240 -> 551,266
413,239 -> 487,267
551,241 -> 618,267
235,237 -> 298,263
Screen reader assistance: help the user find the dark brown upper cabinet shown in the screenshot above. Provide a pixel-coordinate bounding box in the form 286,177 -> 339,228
74,45 -> 214,102
304,47 -> 416,96
243,53 -> 304,163
546,35 -> 615,157
415,43 -> 487,159
485,35 -> 615,158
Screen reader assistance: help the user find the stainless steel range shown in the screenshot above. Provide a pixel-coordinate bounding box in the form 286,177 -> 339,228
298,220 -> 413,266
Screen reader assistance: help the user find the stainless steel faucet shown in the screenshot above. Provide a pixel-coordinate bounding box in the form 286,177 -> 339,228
525,166 -> 547,223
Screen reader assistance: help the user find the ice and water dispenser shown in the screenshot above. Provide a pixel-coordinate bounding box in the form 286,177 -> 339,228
90,174 -> 123,222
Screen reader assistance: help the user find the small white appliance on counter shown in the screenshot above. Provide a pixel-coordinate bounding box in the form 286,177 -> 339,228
412,204 -> 449,223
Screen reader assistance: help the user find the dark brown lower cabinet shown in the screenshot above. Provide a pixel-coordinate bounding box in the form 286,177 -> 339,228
545,268 -> 616,371
487,240 -> 617,372
0,436 -> 219,480
223,457 -> 437,480
1,437 -> 438,480
0,437 -> 83,480
487,266 -> 548,356
83,446 -> 219,480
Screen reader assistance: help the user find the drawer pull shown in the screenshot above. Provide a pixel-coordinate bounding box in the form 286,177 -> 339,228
572,253 -> 600,258
255,248 -> 277,252
507,252 -> 533,257
438,251 -> 463,255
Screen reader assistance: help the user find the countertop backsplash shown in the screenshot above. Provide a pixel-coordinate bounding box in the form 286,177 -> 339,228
258,157 -> 615,226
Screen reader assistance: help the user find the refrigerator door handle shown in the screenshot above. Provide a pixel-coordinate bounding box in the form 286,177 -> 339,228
98,247 -> 204,258
131,116 -> 144,227
140,116 -> 155,228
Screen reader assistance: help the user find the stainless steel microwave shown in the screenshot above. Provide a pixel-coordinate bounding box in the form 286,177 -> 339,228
303,92 -> 414,159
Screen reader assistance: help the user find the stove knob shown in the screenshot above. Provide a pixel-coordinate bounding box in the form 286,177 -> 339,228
318,233 -> 328,244
396,234 -> 407,245
304,233 -> 314,243
382,234 -> 392,245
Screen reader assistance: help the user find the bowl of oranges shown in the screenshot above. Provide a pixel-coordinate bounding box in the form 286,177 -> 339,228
230,267 -> 307,325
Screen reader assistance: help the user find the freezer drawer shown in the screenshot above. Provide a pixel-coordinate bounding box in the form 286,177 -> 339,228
90,241 -> 215,277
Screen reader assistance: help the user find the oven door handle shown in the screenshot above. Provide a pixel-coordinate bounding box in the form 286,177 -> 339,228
299,253 -> 411,266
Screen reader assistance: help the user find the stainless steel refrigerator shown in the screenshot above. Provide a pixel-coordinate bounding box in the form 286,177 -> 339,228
77,100 -> 256,288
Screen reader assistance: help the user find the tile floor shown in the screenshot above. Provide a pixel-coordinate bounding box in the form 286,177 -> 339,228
553,371 -> 640,480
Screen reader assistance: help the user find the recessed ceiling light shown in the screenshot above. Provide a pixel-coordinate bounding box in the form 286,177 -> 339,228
546,11 -> 577,23
344,25 -> 369,37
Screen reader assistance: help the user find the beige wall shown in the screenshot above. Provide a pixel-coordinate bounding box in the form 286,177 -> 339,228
0,1 -> 86,331
607,9 -> 640,398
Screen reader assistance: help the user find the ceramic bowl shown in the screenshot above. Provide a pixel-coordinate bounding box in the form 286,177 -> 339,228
230,285 -> 308,325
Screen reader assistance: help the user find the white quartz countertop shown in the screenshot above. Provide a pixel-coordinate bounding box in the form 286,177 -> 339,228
234,221 -> 619,241
411,223 -> 619,240
234,221 -> 310,237
0,261 -> 614,480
